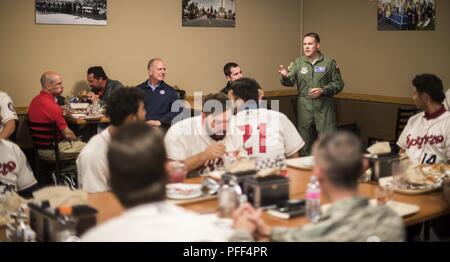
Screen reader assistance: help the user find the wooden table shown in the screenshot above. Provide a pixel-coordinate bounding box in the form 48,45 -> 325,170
64,116 -> 110,125
64,115 -> 110,141
88,168 -> 450,227
1,168 -> 448,241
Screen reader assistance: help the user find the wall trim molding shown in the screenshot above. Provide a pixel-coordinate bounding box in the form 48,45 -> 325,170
184,89 -> 414,106
15,90 -> 414,115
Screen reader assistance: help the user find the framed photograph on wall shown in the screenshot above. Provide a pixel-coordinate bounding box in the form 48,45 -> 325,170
377,0 -> 435,30
36,0 -> 107,25
182,0 -> 235,27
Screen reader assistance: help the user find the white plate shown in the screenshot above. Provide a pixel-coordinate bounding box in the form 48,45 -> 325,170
69,103 -> 89,109
287,156 -> 314,170
379,176 -> 440,194
201,170 -> 225,180
166,183 -> 202,200
321,199 -> 420,217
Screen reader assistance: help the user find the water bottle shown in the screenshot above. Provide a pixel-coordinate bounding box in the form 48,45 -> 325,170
54,205 -> 77,242
306,176 -> 321,223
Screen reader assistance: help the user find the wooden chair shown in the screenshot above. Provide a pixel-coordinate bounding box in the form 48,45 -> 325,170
27,121 -> 77,189
394,108 -> 417,141
175,89 -> 186,100
367,107 -> 417,147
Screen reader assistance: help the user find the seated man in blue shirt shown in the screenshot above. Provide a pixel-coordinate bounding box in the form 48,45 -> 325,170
136,58 -> 179,129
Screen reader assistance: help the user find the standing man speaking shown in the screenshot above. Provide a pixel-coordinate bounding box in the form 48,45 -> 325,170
278,32 -> 344,155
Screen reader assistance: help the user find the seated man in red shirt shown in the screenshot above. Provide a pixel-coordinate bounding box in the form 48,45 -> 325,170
28,71 -> 85,159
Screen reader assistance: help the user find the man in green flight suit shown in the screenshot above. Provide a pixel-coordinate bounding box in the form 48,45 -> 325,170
278,32 -> 344,156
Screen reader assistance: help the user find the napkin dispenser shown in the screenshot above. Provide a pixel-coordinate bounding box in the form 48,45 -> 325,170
364,152 -> 400,182
222,170 -> 256,190
28,201 -> 97,242
243,175 -> 289,208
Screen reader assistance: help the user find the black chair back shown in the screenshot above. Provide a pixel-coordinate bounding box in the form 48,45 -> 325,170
395,108 -> 417,140
27,121 -> 62,184
175,89 -> 186,100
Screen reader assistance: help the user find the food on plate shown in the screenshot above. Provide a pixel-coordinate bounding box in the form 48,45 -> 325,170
430,163 -> 449,174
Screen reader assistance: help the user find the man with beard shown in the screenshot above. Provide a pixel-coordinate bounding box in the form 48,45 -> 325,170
164,93 -> 244,175
86,66 -> 123,106
397,74 -> 450,165
220,62 -> 264,101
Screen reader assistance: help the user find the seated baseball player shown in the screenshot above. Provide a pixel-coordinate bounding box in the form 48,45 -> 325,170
82,123 -> 231,241
0,91 -> 18,140
76,87 -> 146,193
0,139 -> 38,198
397,74 -> 450,165
164,93 -> 244,175
231,77 -> 305,170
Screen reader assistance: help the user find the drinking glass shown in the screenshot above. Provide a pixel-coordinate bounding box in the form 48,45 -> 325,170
375,186 -> 393,205
167,161 -> 187,183
392,160 -> 408,189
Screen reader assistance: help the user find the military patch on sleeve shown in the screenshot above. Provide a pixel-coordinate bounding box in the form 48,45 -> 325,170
287,62 -> 294,71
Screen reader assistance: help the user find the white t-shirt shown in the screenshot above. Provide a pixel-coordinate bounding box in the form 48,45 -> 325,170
397,110 -> 450,164
164,115 -> 244,174
444,89 -> 450,110
234,108 -> 304,167
0,91 -> 18,134
76,128 -> 111,193
0,139 -> 37,193
81,201 -> 232,242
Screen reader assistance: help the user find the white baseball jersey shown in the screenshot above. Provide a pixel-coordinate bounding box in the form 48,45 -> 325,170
76,128 -> 111,193
234,108 -> 304,165
164,115 -> 244,174
0,139 -> 37,193
444,89 -> 450,110
0,91 -> 18,133
397,109 -> 450,164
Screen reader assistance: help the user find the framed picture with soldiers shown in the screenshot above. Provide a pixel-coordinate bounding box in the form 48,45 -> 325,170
377,0 -> 435,31
35,0 -> 107,25
182,0 -> 236,27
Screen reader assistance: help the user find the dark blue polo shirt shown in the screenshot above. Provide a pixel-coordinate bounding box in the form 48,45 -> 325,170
136,80 -> 179,125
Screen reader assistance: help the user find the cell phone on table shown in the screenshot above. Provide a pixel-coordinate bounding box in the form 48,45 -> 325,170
267,199 -> 306,219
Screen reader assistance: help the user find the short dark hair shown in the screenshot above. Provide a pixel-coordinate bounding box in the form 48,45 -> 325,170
202,93 -> 231,116
223,62 -> 239,77
108,122 -> 167,208
412,74 -> 445,103
106,87 -> 145,127
87,66 -> 108,80
231,77 -> 260,103
304,32 -> 320,43
314,131 -> 362,189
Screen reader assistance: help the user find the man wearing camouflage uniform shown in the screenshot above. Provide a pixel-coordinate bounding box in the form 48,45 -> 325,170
279,32 -> 344,156
231,132 -> 405,242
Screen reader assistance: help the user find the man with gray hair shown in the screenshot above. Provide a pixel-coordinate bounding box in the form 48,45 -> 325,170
136,58 -> 179,129
231,131 -> 405,242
